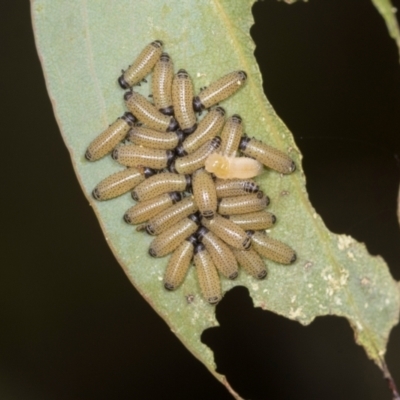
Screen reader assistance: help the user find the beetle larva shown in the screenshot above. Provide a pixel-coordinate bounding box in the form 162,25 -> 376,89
127,126 -> 183,150
226,210 -> 276,230
193,70 -> 247,111
92,167 -> 154,201
163,235 -> 197,291
112,144 -> 174,170
172,69 -> 197,134
193,243 -> 222,305
148,214 -> 199,257
220,114 -> 243,156
231,247 -> 267,280
145,196 -> 198,235
192,169 -> 217,220
205,153 -> 263,179
170,137 -> 221,175
124,192 -> 181,225
197,227 -> 238,279
218,191 -> 269,215
118,40 -> 163,89
247,230 -> 297,265
239,136 -> 296,174
131,172 -> 191,202
214,178 -> 259,198
124,91 -> 178,132
176,107 -> 225,156
85,112 -> 136,161
201,213 -> 251,250
152,52 -> 174,115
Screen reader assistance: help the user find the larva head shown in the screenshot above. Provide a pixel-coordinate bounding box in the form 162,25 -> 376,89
166,117 -> 179,132
239,136 -> 250,151
160,52 -> 170,62
205,153 -> 230,178
118,76 -> 129,89
124,91 -> 134,101
237,70 -> 247,82
122,112 -> 137,126
215,106 -> 226,117
152,40 -> 164,48
177,69 -> 189,79
231,114 -> 242,124
193,96 -> 203,112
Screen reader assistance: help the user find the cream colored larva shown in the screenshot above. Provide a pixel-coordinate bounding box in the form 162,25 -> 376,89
85,112 -> 136,161
124,192 -> 181,225
92,167 -> 154,201
192,169 -> 218,220
193,70 -> 248,111
152,52 -> 174,115
124,91 -> 178,132
163,236 -> 197,291
205,153 -> 263,179
148,214 -> 199,257
118,40 -> 163,89
193,243 -> 222,305
197,226 -> 238,280
239,136 -> 296,174
247,230 -> 297,265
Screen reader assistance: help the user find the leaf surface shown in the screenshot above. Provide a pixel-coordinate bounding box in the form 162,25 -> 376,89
32,0 -> 400,396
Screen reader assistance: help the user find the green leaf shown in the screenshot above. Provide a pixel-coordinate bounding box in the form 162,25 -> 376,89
371,0 -> 400,60
32,0 -> 400,397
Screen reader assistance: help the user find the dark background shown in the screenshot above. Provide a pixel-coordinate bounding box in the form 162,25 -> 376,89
1,1 -> 400,399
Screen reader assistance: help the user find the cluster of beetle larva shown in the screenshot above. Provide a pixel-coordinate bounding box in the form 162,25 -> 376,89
85,40 -> 297,305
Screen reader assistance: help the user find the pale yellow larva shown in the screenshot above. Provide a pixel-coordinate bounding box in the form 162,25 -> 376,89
197,226 -> 238,280
85,112 -> 136,161
131,172 -> 191,202
92,167 -> 154,201
112,144 -> 174,170
124,192 -> 181,225
172,69 -> 197,134
201,213 -> 251,250
163,236 -> 197,291
192,169 -> 218,220
170,137 -> 221,175
193,70 -> 248,111
205,153 -> 263,179
124,91 -> 178,132
145,196 -> 198,235
247,230 -> 297,265
118,40 -> 163,89
152,52 -> 174,115
220,114 -> 243,156
239,136 -> 296,174
175,107 -> 225,156
148,214 -> 199,257
218,191 -> 270,215
193,243 -> 222,305
127,126 -> 183,150
226,210 -> 276,230
231,247 -> 267,280
214,178 -> 259,198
